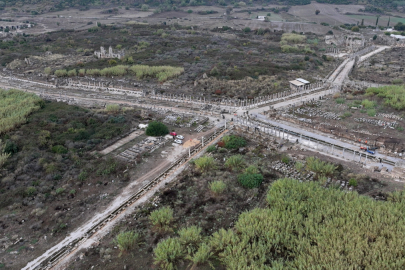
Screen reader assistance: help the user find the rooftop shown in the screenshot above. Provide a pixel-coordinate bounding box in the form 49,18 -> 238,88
296,78 -> 310,84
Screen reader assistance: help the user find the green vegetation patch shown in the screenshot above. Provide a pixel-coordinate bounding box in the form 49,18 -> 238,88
237,173 -> 263,188
0,89 -> 43,134
366,85 -> 405,110
153,178 -> 405,269
280,33 -> 307,44
145,121 -> 169,136
55,65 -> 184,82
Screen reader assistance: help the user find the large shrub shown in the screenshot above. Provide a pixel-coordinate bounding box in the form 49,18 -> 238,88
149,206 -> 174,228
154,237 -> 184,270
178,226 -> 203,254
194,156 -> 215,172
209,180 -> 226,194
114,231 -> 139,254
224,155 -> 245,171
237,173 -> 263,188
145,121 -> 169,136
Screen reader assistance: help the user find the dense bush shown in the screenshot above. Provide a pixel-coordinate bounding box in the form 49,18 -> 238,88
209,180 -> 226,194
224,155 -> 245,171
367,109 -> 376,117
245,165 -> 259,174
335,97 -> 345,104
237,173 -> 263,188
366,85 -> 405,110
361,99 -> 376,109
51,145 -> 68,154
206,145 -> 216,153
145,121 -> 169,136
155,177 -> 405,268
54,69 -> 68,77
305,157 -> 336,177
281,33 -> 306,44
81,65 -> 184,82
3,140 -> 18,154
0,89 -> 43,134
105,104 -> 120,113
178,226 -> 203,254
154,237 -> 184,269
281,155 -> 290,164
348,178 -> 358,187
222,135 -> 246,149
129,65 -> 184,82
186,178 -> 405,268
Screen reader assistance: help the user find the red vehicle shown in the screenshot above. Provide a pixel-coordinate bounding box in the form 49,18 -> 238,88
360,146 -> 367,150
170,132 -> 177,137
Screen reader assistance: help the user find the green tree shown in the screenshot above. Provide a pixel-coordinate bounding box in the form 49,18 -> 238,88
394,22 -> 405,31
145,121 -> 169,136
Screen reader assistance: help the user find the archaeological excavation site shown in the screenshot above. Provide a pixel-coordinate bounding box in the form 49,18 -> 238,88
1,0 -> 405,269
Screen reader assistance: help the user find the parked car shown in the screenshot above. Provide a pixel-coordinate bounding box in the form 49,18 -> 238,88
170,132 -> 177,137
176,135 -> 184,140
360,146 -> 367,150
174,139 -> 183,144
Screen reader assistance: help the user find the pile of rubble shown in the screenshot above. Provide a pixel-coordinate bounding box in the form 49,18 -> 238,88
354,118 -> 398,128
269,160 -> 314,182
292,107 -> 341,120
117,137 -> 168,162
377,113 -> 403,121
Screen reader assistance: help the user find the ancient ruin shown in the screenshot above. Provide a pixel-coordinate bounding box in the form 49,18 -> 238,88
94,46 -> 125,59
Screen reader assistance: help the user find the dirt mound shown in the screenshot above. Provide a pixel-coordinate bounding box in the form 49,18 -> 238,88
183,138 -> 200,148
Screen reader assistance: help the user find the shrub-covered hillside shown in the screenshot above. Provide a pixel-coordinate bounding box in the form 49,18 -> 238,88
0,89 -> 141,269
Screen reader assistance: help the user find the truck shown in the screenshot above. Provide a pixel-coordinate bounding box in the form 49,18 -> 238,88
366,149 -> 375,155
